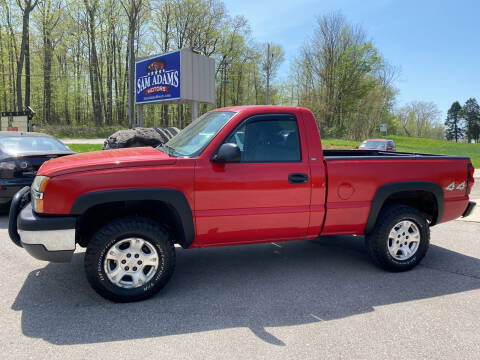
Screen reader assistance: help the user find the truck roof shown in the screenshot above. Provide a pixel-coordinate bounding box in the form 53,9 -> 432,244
213,105 -> 309,113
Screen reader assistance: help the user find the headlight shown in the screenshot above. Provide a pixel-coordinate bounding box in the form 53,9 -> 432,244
31,176 -> 49,213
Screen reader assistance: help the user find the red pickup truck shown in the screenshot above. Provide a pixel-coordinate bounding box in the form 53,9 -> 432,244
9,106 -> 476,302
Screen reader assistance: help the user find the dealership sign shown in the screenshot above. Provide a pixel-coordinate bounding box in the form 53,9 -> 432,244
135,51 -> 181,104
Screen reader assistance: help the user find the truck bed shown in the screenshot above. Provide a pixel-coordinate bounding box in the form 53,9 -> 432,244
320,149 -> 471,236
323,149 -> 469,160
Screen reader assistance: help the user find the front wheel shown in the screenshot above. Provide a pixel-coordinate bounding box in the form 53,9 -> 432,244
365,205 -> 430,272
84,216 -> 175,302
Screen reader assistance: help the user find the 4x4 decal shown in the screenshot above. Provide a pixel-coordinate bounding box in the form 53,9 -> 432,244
445,181 -> 466,191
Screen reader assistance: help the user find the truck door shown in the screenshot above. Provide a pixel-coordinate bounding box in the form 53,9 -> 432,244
194,113 -> 312,245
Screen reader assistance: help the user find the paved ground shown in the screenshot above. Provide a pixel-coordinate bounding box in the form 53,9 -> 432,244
1,205 -> 480,359
0,169 -> 477,359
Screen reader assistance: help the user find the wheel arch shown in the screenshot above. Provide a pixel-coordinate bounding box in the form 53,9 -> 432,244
364,181 -> 444,234
71,188 -> 194,248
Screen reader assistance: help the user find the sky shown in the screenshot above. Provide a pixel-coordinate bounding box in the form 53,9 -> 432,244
222,0 -> 480,119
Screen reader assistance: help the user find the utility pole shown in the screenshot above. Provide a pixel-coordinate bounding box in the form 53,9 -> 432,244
223,62 -> 227,107
266,43 -> 270,105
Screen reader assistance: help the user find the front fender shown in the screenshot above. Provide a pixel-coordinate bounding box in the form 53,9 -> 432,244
70,188 -> 195,248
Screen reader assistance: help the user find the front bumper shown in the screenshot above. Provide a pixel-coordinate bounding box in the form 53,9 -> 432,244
8,186 -> 77,262
462,201 -> 476,218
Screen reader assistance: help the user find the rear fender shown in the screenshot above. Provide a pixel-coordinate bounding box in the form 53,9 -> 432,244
365,181 -> 444,234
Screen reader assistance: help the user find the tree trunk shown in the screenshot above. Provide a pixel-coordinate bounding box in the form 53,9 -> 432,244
120,41 -> 129,125
85,3 -> 103,126
16,11 -> 30,112
42,6 -> 54,126
87,32 -> 96,124
105,29 -> 113,125
253,67 -> 259,105
43,39 -> 52,124
75,43 -> 81,125
9,45 -> 16,111
113,31 -> 119,124
5,4 -> 18,110
0,27 -> 7,110
25,17 -> 31,108
128,21 -> 135,128
64,62 -> 70,125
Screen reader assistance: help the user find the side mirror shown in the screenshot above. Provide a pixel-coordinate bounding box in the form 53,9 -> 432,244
213,143 -> 241,163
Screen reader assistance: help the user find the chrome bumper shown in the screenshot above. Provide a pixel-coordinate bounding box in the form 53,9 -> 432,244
9,187 -> 77,262
19,229 -> 76,262
18,229 -> 76,251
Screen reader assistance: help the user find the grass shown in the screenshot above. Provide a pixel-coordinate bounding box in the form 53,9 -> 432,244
66,144 -> 103,153
321,138 -> 359,149
322,135 -> 480,167
65,135 -> 480,168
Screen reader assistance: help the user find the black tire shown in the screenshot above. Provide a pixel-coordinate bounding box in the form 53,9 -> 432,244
153,128 -> 170,143
161,128 -> 175,139
84,216 -> 175,302
365,205 -> 430,272
167,127 -> 180,136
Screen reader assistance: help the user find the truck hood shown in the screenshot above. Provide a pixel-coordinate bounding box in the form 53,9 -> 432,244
38,147 -> 176,177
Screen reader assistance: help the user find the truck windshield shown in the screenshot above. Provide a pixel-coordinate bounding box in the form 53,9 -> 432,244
159,111 -> 236,157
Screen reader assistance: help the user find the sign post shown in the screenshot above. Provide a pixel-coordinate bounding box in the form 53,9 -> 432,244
192,101 -> 198,121
380,123 -> 387,135
136,104 -> 143,127
1,108 -> 35,132
135,48 -> 215,127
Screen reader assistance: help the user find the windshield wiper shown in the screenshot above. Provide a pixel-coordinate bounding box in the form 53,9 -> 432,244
157,143 -> 188,158
163,144 -> 185,157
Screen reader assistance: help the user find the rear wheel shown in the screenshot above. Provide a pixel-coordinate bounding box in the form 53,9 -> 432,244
84,216 -> 175,302
365,205 -> 429,272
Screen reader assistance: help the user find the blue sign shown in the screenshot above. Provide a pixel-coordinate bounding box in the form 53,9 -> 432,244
135,51 -> 181,104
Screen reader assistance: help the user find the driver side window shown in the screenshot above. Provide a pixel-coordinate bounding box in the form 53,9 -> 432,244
224,116 -> 301,162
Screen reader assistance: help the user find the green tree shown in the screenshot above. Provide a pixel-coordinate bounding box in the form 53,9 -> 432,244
291,12 -> 397,139
444,101 -> 463,142
396,101 -> 442,138
461,98 -> 480,143
261,43 -> 284,104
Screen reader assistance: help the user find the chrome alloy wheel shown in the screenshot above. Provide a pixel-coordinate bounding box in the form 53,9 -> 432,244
387,220 -> 421,261
103,238 -> 159,289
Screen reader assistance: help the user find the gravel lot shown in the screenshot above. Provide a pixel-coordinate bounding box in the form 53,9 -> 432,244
1,205 -> 479,359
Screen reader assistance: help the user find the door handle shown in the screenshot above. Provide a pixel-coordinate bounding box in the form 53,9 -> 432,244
288,173 -> 309,184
